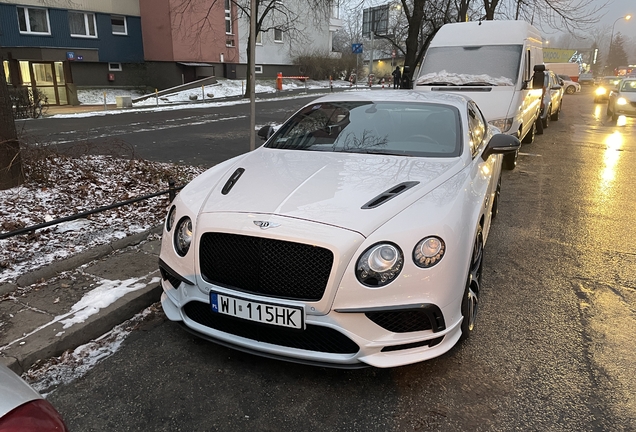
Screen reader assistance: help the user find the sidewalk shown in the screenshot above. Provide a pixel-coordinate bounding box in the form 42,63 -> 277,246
0,226 -> 163,375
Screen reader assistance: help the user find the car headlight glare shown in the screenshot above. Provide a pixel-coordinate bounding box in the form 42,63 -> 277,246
487,118 -> 514,133
595,87 -> 606,95
413,236 -> 446,268
356,243 -> 403,287
166,205 -> 176,231
174,217 -> 193,257
617,97 -> 628,105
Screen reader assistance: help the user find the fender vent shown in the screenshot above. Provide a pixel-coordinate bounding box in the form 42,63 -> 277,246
361,181 -> 419,209
221,168 -> 245,195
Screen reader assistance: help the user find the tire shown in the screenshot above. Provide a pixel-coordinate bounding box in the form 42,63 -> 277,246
521,121 -> 535,144
550,103 -> 560,121
502,149 -> 517,170
491,175 -> 501,219
536,116 -> 544,135
566,85 -> 576,94
460,225 -> 483,341
541,106 -> 550,129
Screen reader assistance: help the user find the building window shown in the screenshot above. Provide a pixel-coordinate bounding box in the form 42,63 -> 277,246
274,28 -> 283,42
255,65 -> 263,74
3,61 -> 10,84
224,0 -> 232,34
17,7 -> 50,35
69,11 -> 97,37
111,15 -> 127,35
255,31 -> 262,45
108,63 -> 122,71
226,39 -> 235,47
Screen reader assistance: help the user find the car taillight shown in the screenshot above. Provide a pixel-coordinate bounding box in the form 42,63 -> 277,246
0,400 -> 68,432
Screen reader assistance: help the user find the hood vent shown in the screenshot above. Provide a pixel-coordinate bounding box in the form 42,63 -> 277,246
361,181 -> 419,209
221,168 -> 245,195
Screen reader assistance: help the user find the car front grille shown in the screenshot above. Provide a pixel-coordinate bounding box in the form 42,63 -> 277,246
199,232 -> 333,301
183,301 -> 359,354
365,306 -> 446,333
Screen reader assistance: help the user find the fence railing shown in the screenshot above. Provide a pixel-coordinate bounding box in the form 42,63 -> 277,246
0,179 -> 181,240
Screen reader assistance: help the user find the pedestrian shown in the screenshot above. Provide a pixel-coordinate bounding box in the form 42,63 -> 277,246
392,66 -> 402,89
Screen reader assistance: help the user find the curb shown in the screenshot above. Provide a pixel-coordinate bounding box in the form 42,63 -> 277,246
0,225 -> 164,375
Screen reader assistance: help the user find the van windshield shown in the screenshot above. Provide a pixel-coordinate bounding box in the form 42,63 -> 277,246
416,45 -> 523,86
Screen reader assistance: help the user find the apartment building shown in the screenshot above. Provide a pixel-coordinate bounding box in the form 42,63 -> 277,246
0,0 -> 144,105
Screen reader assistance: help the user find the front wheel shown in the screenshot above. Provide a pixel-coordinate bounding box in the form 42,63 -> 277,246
566,85 -> 576,95
502,149 -> 517,170
550,103 -> 560,121
460,226 -> 483,341
521,121 -> 535,144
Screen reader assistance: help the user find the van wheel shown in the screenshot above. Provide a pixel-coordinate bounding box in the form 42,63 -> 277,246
502,150 -> 517,170
550,104 -> 560,121
521,122 -> 535,144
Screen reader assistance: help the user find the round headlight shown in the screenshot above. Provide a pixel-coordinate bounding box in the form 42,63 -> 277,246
617,97 -> 628,105
174,217 -> 192,257
166,205 -> 176,231
356,243 -> 403,287
413,236 -> 445,268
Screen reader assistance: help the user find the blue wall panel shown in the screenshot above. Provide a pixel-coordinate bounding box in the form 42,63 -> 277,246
0,4 -> 144,63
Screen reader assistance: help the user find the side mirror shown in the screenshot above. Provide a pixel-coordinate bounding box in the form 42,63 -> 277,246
532,64 -> 546,89
482,134 -> 521,161
257,125 -> 274,140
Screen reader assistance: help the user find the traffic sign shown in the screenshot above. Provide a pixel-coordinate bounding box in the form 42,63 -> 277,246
352,43 -> 363,54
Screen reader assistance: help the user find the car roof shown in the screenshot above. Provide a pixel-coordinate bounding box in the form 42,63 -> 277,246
309,90 -> 470,111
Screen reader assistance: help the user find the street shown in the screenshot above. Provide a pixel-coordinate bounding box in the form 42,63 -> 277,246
35,88 -> 636,431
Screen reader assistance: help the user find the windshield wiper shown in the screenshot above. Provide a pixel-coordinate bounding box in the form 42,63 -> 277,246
463,82 -> 495,86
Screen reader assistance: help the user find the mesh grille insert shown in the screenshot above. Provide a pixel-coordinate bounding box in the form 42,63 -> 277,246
199,232 -> 333,301
365,306 -> 446,333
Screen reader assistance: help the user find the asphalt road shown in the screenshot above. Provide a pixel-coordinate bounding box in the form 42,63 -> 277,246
18,90 -> 332,167
44,87 -> 636,431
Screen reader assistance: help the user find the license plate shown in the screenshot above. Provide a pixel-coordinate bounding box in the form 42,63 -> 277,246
210,292 -> 304,330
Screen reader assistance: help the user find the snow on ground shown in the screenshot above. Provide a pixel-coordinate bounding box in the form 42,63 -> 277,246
77,78 -> 354,106
23,303 -> 160,396
0,152 -> 206,284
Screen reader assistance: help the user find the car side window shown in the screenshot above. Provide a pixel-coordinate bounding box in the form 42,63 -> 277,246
467,102 -> 486,158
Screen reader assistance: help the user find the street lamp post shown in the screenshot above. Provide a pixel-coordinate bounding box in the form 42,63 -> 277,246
608,14 -> 632,71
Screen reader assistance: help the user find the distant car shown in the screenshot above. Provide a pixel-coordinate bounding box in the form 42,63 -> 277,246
607,78 -> 636,122
0,363 -> 68,431
594,76 -> 622,102
158,90 -> 520,368
557,74 -> 581,94
579,73 -> 594,85
537,70 -> 564,133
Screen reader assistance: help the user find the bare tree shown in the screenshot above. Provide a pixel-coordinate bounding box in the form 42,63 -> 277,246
0,65 -> 23,190
173,0 -> 333,97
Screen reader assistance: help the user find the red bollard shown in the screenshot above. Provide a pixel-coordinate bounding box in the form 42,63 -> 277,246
276,72 -> 283,91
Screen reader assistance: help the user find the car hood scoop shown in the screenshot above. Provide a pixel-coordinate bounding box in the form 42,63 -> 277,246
201,148 -> 463,236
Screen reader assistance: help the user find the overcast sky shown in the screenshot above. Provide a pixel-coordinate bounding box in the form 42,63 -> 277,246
599,0 -> 635,39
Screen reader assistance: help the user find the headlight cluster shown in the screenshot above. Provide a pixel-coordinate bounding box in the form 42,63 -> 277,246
595,87 -> 607,96
165,206 -> 193,257
617,97 -> 628,106
356,243 -> 403,287
488,118 -> 514,133
355,237 -> 446,287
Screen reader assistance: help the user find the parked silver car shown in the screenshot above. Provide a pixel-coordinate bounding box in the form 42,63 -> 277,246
537,70 -> 564,134
607,78 -> 636,122
0,363 -> 68,431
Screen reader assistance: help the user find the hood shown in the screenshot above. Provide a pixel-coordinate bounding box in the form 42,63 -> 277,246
198,148 -> 464,236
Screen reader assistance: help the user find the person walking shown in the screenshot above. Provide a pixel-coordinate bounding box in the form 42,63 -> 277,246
392,66 -> 402,89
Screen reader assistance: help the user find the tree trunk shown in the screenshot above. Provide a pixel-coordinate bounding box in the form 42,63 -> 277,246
0,64 -> 23,190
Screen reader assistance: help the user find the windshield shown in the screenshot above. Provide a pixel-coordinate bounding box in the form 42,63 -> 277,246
266,102 -> 462,158
417,45 -> 523,86
621,80 -> 636,92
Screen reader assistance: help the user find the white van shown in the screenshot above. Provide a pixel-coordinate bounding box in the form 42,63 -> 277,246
414,20 -> 544,170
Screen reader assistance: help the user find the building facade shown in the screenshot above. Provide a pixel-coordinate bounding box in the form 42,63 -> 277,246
0,0 -> 144,105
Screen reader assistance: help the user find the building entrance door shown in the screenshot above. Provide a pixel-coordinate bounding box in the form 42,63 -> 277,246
20,61 -> 68,105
